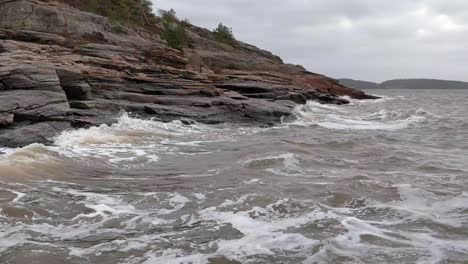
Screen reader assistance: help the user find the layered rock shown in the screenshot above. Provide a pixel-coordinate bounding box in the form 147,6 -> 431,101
0,0 -> 377,147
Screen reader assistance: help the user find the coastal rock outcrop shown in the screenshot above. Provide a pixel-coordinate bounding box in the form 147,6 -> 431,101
0,0 -> 377,147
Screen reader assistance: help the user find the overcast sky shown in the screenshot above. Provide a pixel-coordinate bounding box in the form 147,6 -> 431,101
154,0 -> 468,82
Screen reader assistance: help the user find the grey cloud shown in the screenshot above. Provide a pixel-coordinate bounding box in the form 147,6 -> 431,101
154,0 -> 468,82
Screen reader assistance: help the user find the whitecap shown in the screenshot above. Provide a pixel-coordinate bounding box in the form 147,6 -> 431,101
199,199 -> 323,261
290,100 -> 434,130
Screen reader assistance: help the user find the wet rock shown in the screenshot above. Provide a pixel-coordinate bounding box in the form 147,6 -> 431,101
56,68 -> 92,100
0,90 -> 70,120
0,121 -> 72,147
0,113 -> 13,127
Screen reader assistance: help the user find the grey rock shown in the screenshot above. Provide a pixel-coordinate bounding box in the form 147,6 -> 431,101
0,64 -> 63,92
0,113 -> 13,127
0,121 -> 72,147
56,68 -> 93,100
0,89 -> 70,120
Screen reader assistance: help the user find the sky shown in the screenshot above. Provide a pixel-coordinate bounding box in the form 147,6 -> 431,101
154,0 -> 468,82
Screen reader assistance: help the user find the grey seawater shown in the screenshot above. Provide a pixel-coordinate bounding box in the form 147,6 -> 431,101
0,89 -> 467,264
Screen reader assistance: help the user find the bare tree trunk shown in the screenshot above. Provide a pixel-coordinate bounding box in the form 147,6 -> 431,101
142,11 -> 151,25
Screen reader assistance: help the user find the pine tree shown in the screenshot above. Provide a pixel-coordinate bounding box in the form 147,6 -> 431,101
213,23 -> 236,46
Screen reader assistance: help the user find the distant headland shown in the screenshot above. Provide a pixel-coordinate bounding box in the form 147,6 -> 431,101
339,78 -> 468,90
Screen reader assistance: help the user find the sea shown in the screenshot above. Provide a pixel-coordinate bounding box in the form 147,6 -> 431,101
0,89 -> 467,264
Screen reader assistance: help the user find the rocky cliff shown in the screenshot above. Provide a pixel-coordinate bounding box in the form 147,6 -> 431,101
0,0 -> 376,147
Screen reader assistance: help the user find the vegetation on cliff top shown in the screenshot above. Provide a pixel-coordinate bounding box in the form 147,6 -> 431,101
213,23 -> 236,47
161,21 -> 189,51
55,0 -> 237,50
157,9 -> 189,51
58,0 -> 157,27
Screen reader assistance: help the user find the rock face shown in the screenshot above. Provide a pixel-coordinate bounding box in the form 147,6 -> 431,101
0,0 -> 377,147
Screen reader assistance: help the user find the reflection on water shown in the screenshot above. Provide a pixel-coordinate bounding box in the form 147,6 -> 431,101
0,90 -> 467,263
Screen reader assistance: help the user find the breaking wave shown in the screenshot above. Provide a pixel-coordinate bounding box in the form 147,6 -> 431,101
0,95 -> 439,180
0,144 -> 66,180
291,100 -> 437,130
0,113 -> 249,179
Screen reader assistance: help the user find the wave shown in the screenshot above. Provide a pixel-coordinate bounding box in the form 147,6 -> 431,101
242,153 -> 304,176
0,113 -> 246,179
0,144 -> 66,180
341,94 -> 399,104
290,100 -> 436,130
54,112 -> 210,147
0,95 -> 439,180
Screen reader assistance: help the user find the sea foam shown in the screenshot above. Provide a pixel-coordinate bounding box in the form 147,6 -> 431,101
291,100 -> 435,130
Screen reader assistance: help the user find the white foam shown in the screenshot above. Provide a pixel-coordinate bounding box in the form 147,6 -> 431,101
306,184 -> 468,263
390,184 -> 468,227
23,112 -> 249,166
219,194 -> 251,208
0,232 -> 34,252
135,249 -> 210,264
346,95 -> 397,104
243,178 -> 263,184
290,100 -> 433,130
11,190 -> 27,203
0,185 -> 199,257
197,197 -> 336,262
0,112 -> 266,167
193,193 -> 207,200
54,113 -> 201,147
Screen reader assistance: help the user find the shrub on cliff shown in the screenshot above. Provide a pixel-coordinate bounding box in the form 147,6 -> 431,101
59,0 -> 157,27
213,23 -> 236,47
161,21 -> 188,51
158,9 -> 190,51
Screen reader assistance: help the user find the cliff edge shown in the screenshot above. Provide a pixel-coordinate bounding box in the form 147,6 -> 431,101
0,0 -> 377,147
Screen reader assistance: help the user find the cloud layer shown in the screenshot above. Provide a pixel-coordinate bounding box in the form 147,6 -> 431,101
154,0 -> 468,82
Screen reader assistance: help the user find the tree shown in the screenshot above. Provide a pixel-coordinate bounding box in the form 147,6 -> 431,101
213,23 -> 236,46
159,8 -> 178,22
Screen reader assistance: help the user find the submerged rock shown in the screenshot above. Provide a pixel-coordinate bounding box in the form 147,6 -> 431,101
0,0 -> 377,147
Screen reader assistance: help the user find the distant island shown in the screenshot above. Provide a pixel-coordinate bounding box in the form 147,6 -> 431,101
339,78 -> 468,90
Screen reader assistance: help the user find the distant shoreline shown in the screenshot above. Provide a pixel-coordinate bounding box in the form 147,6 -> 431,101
357,87 -> 468,90
339,78 -> 468,90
